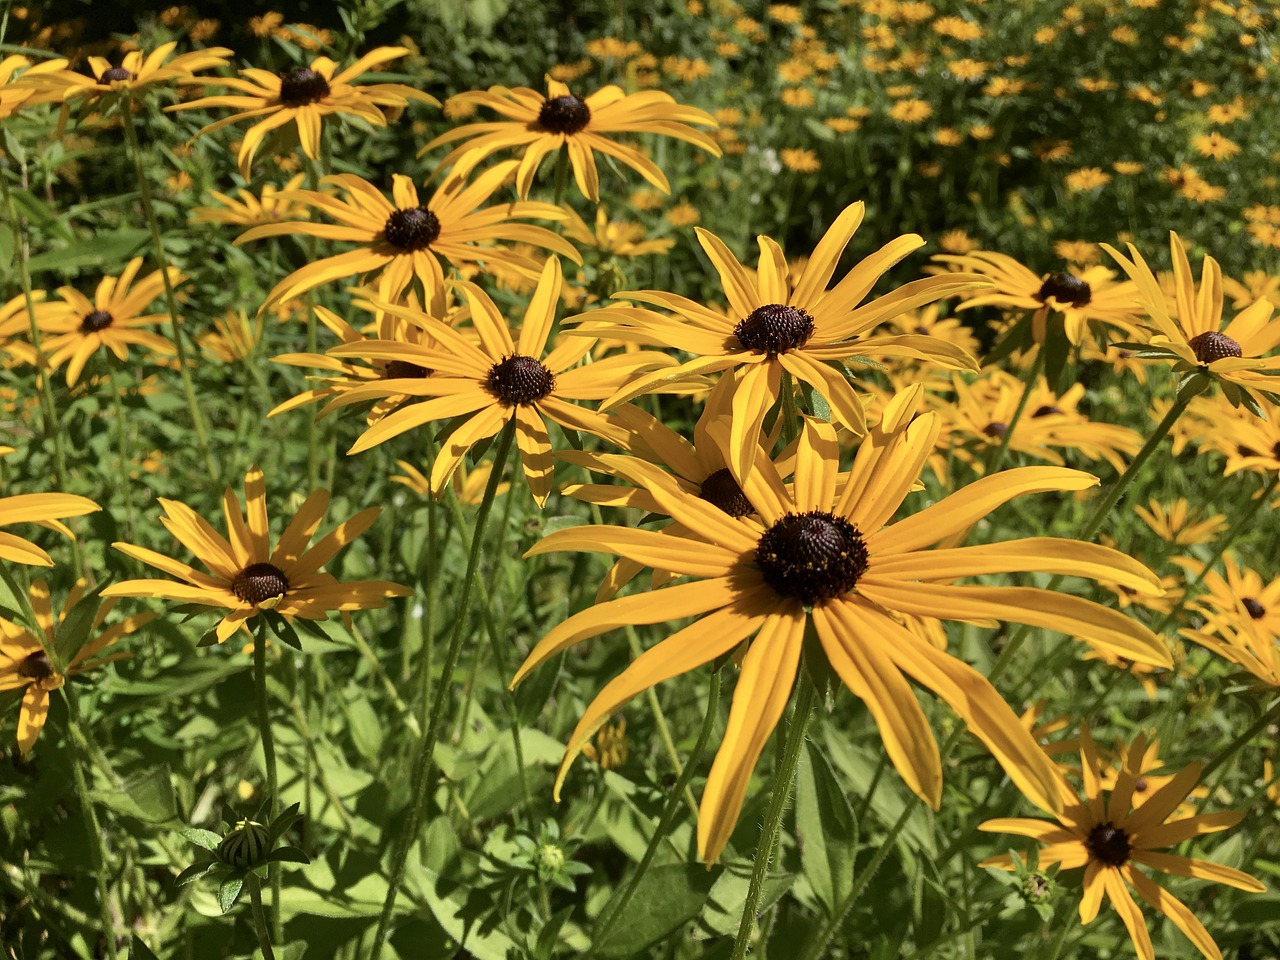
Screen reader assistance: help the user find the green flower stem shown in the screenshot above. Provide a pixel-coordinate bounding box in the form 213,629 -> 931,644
1197,696 -> 1280,792
796,800 -> 914,960
247,873 -> 278,960
626,625 -> 701,818
730,672 -> 817,960
585,669 -> 723,960
550,145 -> 571,211
106,361 -> 138,541
1042,905 -> 1076,960
985,344 -> 1045,475
251,616 -> 281,942
903,904 -> 1004,960
1152,472 -> 1280,637
118,101 -> 217,479
63,688 -> 122,957
371,417 -> 517,960
778,370 -> 802,448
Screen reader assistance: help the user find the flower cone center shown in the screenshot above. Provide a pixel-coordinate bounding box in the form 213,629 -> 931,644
983,421 -> 1008,438
1036,272 -> 1092,308
755,511 -> 868,604
698,467 -> 753,518
486,354 -> 555,405
232,561 -> 290,605
80,309 -> 114,333
1242,597 -> 1266,619
734,303 -> 816,355
538,95 -> 591,134
384,359 -> 432,379
18,651 -> 53,680
98,66 -> 133,83
1187,331 -> 1243,363
1085,822 -> 1131,866
278,67 -> 331,106
1032,404 -> 1063,417
383,207 -> 441,251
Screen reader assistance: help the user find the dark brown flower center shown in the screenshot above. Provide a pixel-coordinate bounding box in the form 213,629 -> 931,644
383,207 -> 441,251
1085,822 -> 1131,866
98,66 -> 133,83
18,651 -> 53,680
384,359 -> 432,379
698,467 -> 753,518
983,421 -> 1008,438
1134,778 -> 1149,793
755,511 -> 869,605
1187,331 -> 1243,364
1242,597 -> 1266,620
1036,272 -> 1092,308
734,303 -> 816,355
277,67 -> 331,107
538,95 -> 591,134
232,562 -> 290,605
1032,404 -> 1063,417
486,354 -> 555,405
80,310 -> 114,333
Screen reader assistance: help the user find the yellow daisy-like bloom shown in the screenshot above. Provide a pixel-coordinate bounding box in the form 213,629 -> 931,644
421,77 -> 720,202
582,202 -> 984,479
323,258 -> 669,506
981,728 -> 1265,960
934,252 -> 1142,345
1103,232 -> 1280,409
2,258 -> 182,386
391,458 -> 510,506
102,467 -> 410,644
513,395 -> 1168,862
37,42 -> 232,103
234,162 -> 580,311
1175,553 -> 1280,642
0,54 -> 83,117
0,579 -> 153,754
168,47 -> 437,179
0,493 -> 100,566
189,174 -> 311,228
563,206 -> 675,258
1132,498 -> 1228,547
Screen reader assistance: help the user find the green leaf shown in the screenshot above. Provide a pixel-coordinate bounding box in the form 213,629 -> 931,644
347,696 -> 384,762
595,863 -> 717,958
90,764 -> 177,824
266,847 -> 311,865
983,313 -> 1033,367
26,228 -> 150,273
699,865 -> 792,937
264,611 -> 304,651
174,860 -> 219,887
217,875 -> 245,913
794,741 -> 857,915
53,580 -> 108,664
417,868 -> 521,959
180,828 -> 224,852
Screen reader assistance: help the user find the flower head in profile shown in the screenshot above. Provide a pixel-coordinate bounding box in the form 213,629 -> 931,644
0,493 -> 100,566
190,174 -> 311,228
422,77 -> 720,201
103,467 -> 410,643
1,579 -> 152,753
982,728 -> 1265,960
1,54 -> 84,118
234,162 -> 580,311
933,251 -> 1142,346
323,258 -> 669,506
2,258 -> 182,385
579,203 -> 986,478
168,47 -> 437,178
513,392 -> 1168,863
36,42 -> 232,104
1102,232 -> 1280,411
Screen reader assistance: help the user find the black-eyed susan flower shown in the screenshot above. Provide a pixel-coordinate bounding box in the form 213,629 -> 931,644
0,579 -> 152,753
422,78 -> 720,201
1132,498 -> 1228,547
102,467 -> 410,643
189,174 -> 311,228
0,54 -> 84,117
1102,233 -> 1280,410
234,162 -> 580,310
0,493 -> 100,566
933,251 -> 1142,345
580,202 -> 985,478
513,392 -> 1169,863
36,42 -> 232,104
1175,553 -> 1280,643
168,47 -> 437,178
322,258 -> 669,506
9,258 -> 182,385
982,728 -> 1265,960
